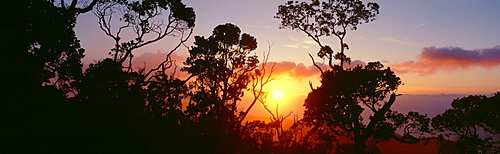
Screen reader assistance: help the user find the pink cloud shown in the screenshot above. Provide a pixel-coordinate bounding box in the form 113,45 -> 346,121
263,61 -> 320,78
265,59 -> 367,78
391,46 -> 500,75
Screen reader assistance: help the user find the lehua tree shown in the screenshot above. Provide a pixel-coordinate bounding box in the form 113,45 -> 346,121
276,0 -> 431,153
182,23 -> 273,153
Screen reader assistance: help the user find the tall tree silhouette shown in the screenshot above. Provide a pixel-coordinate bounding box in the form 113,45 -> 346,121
1,0 -> 98,152
276,1 -> 432,153
275,0 -> 379,70
304,62 -> 413,153
2,0 -> 88,96
73,0 -> 196,152
182,23 -> 262,153
432,93 -> 500,153
74,58 -> 146,152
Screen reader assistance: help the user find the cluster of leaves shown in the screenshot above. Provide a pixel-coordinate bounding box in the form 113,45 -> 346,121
24,0 -> 86,94
303,62 -> 414,153
180,23 -> 262,153
432,93 -> 500,153
276,0 -> 379,36
304,62 -> 400,127
275,0 -> 379,69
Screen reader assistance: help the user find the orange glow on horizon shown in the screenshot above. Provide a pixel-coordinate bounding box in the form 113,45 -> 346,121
242,73 -> 319,119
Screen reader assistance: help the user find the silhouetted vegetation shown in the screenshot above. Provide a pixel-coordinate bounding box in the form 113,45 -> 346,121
276,0 -> 436,153
432,93 -> 500,153
275,0 -> 379,70
1,0 -> 498,153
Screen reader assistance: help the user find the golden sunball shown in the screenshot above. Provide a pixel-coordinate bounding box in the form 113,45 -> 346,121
273,90 -> 283,100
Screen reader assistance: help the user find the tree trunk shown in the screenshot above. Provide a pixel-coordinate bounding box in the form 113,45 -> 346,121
354,136 -> 367,154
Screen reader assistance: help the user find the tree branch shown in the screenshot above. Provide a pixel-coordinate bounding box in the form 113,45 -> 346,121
365,93 -> 397,136
144,28 -> 193,80
239,44 -> 276,123
75,0 -> 98,13
309,53 -> 324,75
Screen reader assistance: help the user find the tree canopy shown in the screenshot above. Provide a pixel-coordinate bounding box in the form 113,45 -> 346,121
275,0 -> 379,69
432,93 -> 500,153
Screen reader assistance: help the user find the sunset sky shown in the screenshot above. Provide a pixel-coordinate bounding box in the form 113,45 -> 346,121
74,0 -> 500,118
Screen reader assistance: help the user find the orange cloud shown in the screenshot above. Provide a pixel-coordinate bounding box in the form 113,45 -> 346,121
391,46 -> 500,75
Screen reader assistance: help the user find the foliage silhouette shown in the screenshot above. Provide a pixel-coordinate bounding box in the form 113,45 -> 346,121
275,0 -> 379,70
1,0 -> 195,152
432,93 -> 500,153
276,1 -> 434,153
241,120 -> 276,153
76,0 -> 197,152
1,0 -> 105,152
94,0 -> 195,66
182,23 -> 264,153
3,0 -> 86,95
303,62 -> 425,153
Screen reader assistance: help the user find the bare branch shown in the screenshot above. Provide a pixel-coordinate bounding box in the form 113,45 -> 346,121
60,0 -> 66,9
309,53 -> 324,75
144,28 -> 193,80
239,43 -> 276,123
75,0 -> 98,13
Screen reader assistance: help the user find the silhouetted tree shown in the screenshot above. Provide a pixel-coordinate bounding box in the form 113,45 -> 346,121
77,58 -> 145,107
182,23 -> 262,153
276,1 -> 432,153
304,62 -> 417,153
0,0 -> 101,152
94,0 -> 195,67
71,1 -> 197,152
2,0 -> 88,96
241,120 -> 276,153
432,93 -> 500,153
275,0 -> 379,70
74,58 -> 146,152
139,63 -> 192,153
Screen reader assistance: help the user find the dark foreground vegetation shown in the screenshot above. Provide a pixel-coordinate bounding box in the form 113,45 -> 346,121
1,0 -> 499,153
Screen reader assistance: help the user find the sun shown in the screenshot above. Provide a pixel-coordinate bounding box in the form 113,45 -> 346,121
273,90 -> 283,100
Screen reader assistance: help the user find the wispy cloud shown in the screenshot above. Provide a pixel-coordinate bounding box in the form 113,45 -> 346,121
288,35 -> 300,42
391,46 -> 500,75
302,39 -> 317,45
284,36 -> 314,49
416,24 -> 426,27
284,44 -> 299,48
381,37 -> 424,47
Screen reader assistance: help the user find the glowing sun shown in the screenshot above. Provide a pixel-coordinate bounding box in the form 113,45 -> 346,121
273,90 -> 283,100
